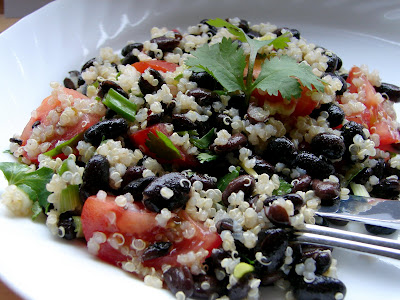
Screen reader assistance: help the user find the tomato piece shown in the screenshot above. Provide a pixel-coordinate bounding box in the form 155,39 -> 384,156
19,88 -> 104,163
252,87 -> 317,117
132,60 -> 178,73
343,66 -> 400,146
129,123 -> 198,167
81,194 -> 222,271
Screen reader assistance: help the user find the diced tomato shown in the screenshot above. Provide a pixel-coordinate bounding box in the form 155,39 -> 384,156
132,60 -> 178,73
129,123 -> 199,167
19,88 -> 104,164
252,87 -> 318,117
342,66 -> 400,147
81,194 -> 222,270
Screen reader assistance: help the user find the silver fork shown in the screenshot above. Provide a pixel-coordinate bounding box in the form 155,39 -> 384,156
294,224 -> 400,260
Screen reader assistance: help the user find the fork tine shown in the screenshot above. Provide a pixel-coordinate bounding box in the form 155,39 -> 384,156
294,224 -> 400,260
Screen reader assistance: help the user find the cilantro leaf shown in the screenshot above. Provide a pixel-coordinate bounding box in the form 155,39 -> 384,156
0,162 -> 54,214
186,37 -> 246,93
145,131 -> 182,161
272,178 -> 293,196
217,166 -> 241,192
197,152 -> 218,164
252,55 -> 325,99
190,128 -> 215,150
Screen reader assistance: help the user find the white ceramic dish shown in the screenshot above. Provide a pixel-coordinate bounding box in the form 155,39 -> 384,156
1,0 -> 400,299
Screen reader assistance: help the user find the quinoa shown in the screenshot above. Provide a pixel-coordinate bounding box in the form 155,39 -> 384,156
1,17 -> 400,300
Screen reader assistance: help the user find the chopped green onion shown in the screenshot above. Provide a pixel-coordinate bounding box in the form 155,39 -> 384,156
59,185 -> 81,213
103,88 -> 137,122
72,216 -> 84,238
43,132 -> 83,158
350,182 -> 370,197
233,262 -> 254,279
217,166 -> 240,192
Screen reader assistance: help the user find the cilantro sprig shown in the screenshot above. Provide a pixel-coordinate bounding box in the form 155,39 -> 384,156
186,18 -> 324,101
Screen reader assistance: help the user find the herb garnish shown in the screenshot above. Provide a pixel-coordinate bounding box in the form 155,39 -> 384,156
186,18 -> 324,101
145,130 -> 182,161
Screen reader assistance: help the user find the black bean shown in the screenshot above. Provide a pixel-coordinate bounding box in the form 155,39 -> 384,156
57,212 -> 77,240
141,241 -> 172,261
63,77 -> 76,89
200,19 -> 218,35
84,118 -> 128,146
274,27 -> 300,39
246,102 -> 268,124
311,133 -> 345,160
81,57 -> 96,72
312,179 -> 340,206
189,71 -> 221,91
294,152 -> 335,179
121,53 -> 139,65
284,193 -> 305,211
375,82 -> 400,103
292,174 -> 312,192
246,30 -> 261,39
341,121 -> 366,147
214,114 -> 233,132
97,80 -> 129,99
121,176 -> 156,201
228,273 -> 251,300
370,177 -> 400,199
142,172 -> 192,212
302,248 -> 332,275
9,137 -> 22,145
185,172 -> 217,190
227,93 -> 247,116
138,68 -> 165,95
221,175 -> 255,206
150,31 -> 182,53
264,136 -> 297,165
121,42 -> 144,57
364,224 -> 397,235
163,266 -> 194,298
147,112 -> 164,126
211,133 -> 248,155
252,155 -> 275,176
254,228 -> 288,273
265,203 -> 290,226
187,87 -> 220,106
352,167 -> 373,185
32,120 -> 41,128
192,274 -> 225,299
172,114 -> 197,131
310,103 -> 345,128
79,155 -> 110,201
372,158 -> 388,179
121,166 -> 146,188
325,73 -> 347,96
292,275 -> 346,300
216,218 -> 234,234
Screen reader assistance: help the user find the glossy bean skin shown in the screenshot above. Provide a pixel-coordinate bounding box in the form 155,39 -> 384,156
138,68 -> 165,95
150,31 -> 182,53
120,166 -> 146,188
189,71 -> 221,91
340,121 -> 366,148
211,133 -> 247,154
187,88 -> 220,106
264,137 -> 297,165
311,133 -> 345,160
79,155 -> 110,201
291,174 -> 312,192
291,275 -> 346,300
312,179 -> 340,206
375,82 -> 400,103
163,266 -> 194,297
121,176 -> 156,201
221,175 -> 255,206
142,172 -> 192,212
293,152 -> 335,179
141,241 -> 172,261
84,118 -> 128,146
97,80 -> 129,99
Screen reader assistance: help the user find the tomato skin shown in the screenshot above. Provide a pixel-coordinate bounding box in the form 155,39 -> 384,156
132,60 -> 178,73
252,87 -> 318,117
343,66 -> 400,146
19,88 -> 103,163
81,194 -> 222,270
129,123 -> 199,167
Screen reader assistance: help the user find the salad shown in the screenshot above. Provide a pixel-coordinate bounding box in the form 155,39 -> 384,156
1,17 -> 400,300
